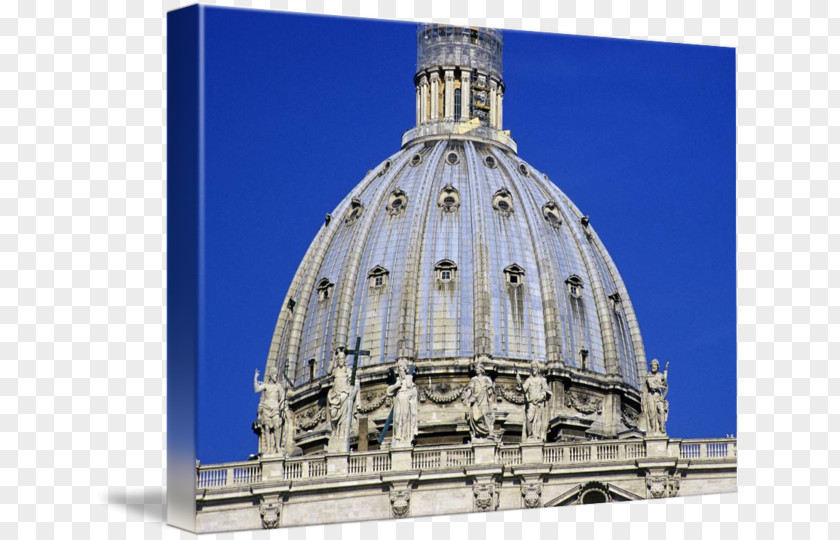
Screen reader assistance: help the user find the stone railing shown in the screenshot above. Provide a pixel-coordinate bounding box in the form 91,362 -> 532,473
678,439 -> 737,459
542,440 -> 647,465
196,461 -> 262,489
411,444 -> 475,469
348,451 -> 392,475
283,456 -> 327,480
196,437 -> 735,490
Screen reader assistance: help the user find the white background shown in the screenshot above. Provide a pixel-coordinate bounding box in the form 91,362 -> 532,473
1,0 -> 836,538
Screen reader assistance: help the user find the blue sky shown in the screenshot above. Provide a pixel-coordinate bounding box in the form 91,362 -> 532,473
195,7 -> 735,463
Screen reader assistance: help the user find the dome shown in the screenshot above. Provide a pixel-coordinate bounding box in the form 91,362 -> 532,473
262,23 -> 648,446
270,141 -> 646,386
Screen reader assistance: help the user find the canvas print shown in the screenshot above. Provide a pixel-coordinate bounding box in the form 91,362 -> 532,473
167,5 -> 735,533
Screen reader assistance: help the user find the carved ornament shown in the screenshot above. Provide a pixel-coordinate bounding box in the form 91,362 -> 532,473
621,405 -> 639,428
259,499 -> 281,529
422,382 -> 465,405
473,481 -> 499,512
358,391 -> 389,414
389,488 -> 411,518
499,384 -> 525,405
565,392 -> 603,415
520,481 -> 542,509
295,406 -> 325,431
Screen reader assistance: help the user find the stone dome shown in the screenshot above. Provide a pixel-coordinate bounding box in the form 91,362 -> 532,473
269,139 -> 646,388
262,24 -> 649,445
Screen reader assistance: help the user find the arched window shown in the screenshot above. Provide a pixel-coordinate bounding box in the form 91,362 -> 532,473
492,188 -> 513,217
435,259 -> 457,283
454,88 -> 462,120
437,184 -> 461,213
566,275 -> 584,299
344,198 -> 364,226
387,189 -> 408,216
316,278 -> 334,302
542,201 -> 562,229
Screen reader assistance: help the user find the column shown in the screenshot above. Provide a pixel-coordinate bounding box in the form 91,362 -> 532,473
444,69 -> 455,121
460,70 -> 471,122
430,72 -> 440,121
415,85 -> 421,125
489,80 -> 498,129
419,75 -> 428,124
497,91 -> 503,130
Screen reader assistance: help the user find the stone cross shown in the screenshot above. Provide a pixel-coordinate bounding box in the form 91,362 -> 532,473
343,337 -> 370,451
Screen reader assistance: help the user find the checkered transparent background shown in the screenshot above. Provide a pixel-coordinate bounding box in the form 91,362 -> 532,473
1,0 -> 836,538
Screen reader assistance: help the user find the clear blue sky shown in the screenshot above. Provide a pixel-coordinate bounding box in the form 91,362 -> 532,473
195,7 -> 735,463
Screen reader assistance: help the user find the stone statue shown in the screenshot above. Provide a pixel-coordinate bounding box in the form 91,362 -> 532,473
386,357 -> 418,447
254,365 -> 286,456
642,358 -> 669,435
463,357 -> 497,442
327,347 -> 353,450
516,361 -> 552,442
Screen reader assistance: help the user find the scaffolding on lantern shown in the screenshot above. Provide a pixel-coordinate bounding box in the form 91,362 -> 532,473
417,24 -> 503,79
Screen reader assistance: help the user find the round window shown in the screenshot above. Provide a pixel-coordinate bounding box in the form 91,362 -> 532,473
446,152 -> 459,165
484,155 -> 496,168
518,163 -> 529,176
410,154 -> 422,167
444,196 -> 456,205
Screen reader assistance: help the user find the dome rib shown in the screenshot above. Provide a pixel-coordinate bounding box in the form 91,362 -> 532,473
488,145 -> 564,363
332,151 -> 413,361
277,151 -> 402,383
557,191 -> 648,385
529,171 -> 620,376
464,142 -> 493,357
395,142 -> 448,358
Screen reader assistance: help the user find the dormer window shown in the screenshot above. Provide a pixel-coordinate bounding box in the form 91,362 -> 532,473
518,163 -> 530,176
368,266 -> 389,289
566,275 -> 584,299
446,151 -> 460,165
316,278 -> 334,302
437,184 -> 461,213
344,198 -> 364,226
435,259 -> 457,283
387,189 -> 408,216
608,292 -> 621,312
542,201 -> 562,229
380,159 -> 392,174
504,264 -> 525,287
492,188 -> 513,217
409,153 -> 423,167
484,155 -> 497,168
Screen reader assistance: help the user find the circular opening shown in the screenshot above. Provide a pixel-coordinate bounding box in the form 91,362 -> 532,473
446,152 -> 459,165
484,155 -> 496,168
497,200 -> 509,210
444,196 -> 456,205
410,154 -> 422,166
518,163 -> 529,176
391,199 -> 403,208
581,490 -> 608,505
547,212 -> 559,223
383,160 -> 392,171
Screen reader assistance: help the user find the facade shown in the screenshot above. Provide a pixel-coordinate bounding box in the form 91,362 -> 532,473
196,24 -> 736,532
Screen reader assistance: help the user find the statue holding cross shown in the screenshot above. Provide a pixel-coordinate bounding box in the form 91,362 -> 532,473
327,338 -> 369,452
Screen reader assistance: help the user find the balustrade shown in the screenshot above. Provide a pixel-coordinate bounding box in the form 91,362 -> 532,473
196,438 -> 735,490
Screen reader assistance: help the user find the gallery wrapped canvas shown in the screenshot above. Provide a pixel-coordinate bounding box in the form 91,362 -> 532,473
167,5 -> 735,533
